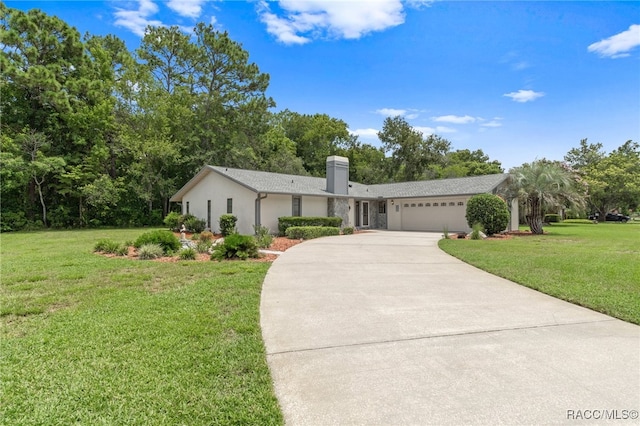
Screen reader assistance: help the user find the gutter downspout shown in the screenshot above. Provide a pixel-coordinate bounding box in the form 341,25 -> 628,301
255,193 -> 268,230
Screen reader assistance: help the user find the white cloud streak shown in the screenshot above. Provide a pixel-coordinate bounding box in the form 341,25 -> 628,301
349,128 -> 379,138
503,89 -> 545,103
431,114 -> 476,124
258,0 -> 407,45
376,108 -> 407,117
167,0 -> 206,19
113,0 -> 163,37
588,24 -> 640,58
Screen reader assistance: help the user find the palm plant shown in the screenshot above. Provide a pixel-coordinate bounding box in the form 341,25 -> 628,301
502,160 -> 586,234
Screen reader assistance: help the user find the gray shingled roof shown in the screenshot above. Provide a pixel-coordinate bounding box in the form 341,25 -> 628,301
170,165 -> 509,201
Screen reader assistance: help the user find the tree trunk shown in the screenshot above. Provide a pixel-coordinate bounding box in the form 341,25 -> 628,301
527,197 -> 544,234
34,178 -> 47,227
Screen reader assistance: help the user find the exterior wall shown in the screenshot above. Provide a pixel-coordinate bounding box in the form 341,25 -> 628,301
328,198 -> 350,228
181,172 -> 257,235
260,194 -> 330,235
370,200 -> 387,230
387,199 -> 403,231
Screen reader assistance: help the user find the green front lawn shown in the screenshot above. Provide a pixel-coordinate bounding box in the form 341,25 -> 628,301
439,222 -> 640,324
0,229 -> 283,425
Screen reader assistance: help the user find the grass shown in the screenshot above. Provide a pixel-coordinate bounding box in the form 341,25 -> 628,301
439,222 -> 640,325
0,229 -> 283,425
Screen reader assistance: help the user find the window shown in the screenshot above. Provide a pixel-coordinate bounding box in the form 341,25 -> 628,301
458,202 -> 464,206
207,200 -> 211,229
449,202 -> 455,206
425,203 -> 431,207
441,203 -> 447,207
226,198 -> 233,214
411,203 -> 416,207
292,196 -> 302,216
362,201 -> 369,226
403,203 -> 409,208
433,203 -> 438,207
378,202 -> 386,214
186,201 -> 190,214
418,203 -> 423,207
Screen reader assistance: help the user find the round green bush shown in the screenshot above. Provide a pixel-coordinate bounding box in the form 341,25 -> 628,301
163,211 -> 181,231
465,194 -> 509,236
134,230 -> 181,255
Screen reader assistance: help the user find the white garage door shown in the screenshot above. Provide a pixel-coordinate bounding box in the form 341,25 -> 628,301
401,199 -> 468,232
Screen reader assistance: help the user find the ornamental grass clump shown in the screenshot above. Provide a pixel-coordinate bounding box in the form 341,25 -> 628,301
137,243 -> 164,260
253,225 -> 273,249
470,223 -> 484,240
94,239 -> 128,256
178,247 -> 197,260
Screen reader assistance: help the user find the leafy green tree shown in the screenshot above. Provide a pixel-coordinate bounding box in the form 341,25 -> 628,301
502,160 -> 586,234
565,139 -> 639,216
440,149 -> 503,178
377,116 -> 451,181
337,135 -> 390,184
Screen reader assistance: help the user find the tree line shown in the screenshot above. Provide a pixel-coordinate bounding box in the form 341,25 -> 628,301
1,6 -> 637,232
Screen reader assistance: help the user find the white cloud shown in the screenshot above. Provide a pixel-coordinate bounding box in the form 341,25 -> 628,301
257,0 -> 406,44
431,114 -> 476,124
414,126 -> 456,135
481,119 -> 503,128
167,0 -> 205,19
503,89 -> 545,103
376,108 -> 407,117
349,128 -> 379,138
114,0 -> 164,37
588,24 -> 640,58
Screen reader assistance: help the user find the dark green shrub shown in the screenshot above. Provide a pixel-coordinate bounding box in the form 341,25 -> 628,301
465,194 -> 510,236
179,248 -> 197,260
138,243 -> 164,260
211,233 -> 259,260
544,214 -> 561,223
164,211 -> 181,231
285,226 -> 341,240
134,230 -> 181,255
342,226 -> 354,235
0,211 -> 28,232
253,225 -> 273,249
278,216 -> 342,236
182,214 -> 206,233
219,214 -> 237,236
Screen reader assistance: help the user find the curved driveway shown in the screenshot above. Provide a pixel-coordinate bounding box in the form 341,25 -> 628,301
261,231 -> 639,425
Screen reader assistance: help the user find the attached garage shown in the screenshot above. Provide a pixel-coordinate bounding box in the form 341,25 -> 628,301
400,197 -> 470,232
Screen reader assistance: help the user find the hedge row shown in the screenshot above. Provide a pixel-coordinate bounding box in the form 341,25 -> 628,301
278,216 -> 342,236
285,226 -> 341,240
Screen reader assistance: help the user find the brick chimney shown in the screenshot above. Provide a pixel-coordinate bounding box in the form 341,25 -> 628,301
326,155 -> 349,195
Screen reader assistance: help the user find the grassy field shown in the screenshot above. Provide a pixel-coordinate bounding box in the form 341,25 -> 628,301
439,222 -> 640,325
0,229 -> 283,425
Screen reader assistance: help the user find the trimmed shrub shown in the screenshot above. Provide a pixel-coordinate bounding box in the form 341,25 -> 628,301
342,226 -> 354,235
285,226 -> 340,240
134,230 -> 181,255
211,233 -> 259,260
199,231 -> 214,242
219,214 -> 237,236
182,214 -> 206,233
544,214 -> 561,223
179,248 -> 197,260
253,225 -> 273,249
138,243 -> 164,260
465,194 -> 509,236
163,211 -> 181,231
278,216 -> 342,236
191,233 -> 200,241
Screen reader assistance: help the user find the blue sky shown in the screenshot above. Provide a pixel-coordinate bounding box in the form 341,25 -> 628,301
7,1 -> 640,170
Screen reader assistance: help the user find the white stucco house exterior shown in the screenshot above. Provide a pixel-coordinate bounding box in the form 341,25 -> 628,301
170,156 -> 519,235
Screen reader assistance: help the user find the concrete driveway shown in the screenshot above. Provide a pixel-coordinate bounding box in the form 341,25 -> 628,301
260,231 -> 640,425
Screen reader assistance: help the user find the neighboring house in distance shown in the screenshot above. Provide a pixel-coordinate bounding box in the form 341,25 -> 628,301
169,156 -> 519,235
